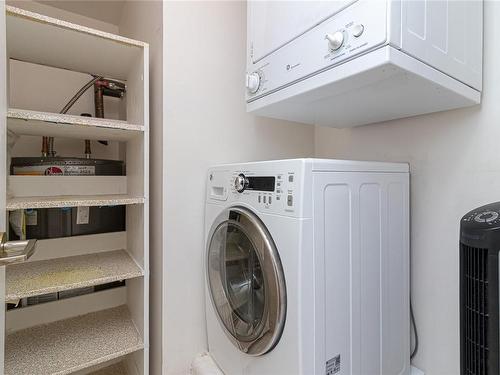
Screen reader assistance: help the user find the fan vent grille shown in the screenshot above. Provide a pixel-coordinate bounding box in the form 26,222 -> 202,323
462,244 -> 489,375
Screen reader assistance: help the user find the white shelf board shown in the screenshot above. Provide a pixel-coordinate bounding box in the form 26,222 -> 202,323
5,305 -> 143,375
6,287 -> 126,332
89,362 -> 129,375
6,249 -> 144,302
8,175 -> 127,198
6,194 -> 145,210
6,6 -> 147,79
8,108 -> 144,141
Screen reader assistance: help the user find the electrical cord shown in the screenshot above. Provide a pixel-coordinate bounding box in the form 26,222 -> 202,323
410,299 -> 419,359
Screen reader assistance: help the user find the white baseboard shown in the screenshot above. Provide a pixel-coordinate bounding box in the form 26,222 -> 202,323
191,353 -> 424,375
411,365 -> 425,375
191,353 -> 223,375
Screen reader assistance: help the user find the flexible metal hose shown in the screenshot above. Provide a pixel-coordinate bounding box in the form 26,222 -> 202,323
60,76 -> 103,115
43,75 -> 103,157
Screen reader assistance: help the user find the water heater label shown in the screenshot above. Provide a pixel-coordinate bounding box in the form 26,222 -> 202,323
25,210 -> 37,226
326,354 -> 340,375
76,206 -> 90,225
13,165 -> 95,176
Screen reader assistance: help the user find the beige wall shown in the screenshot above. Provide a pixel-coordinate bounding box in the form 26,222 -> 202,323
7,1 -> 119,33
314,2 -> 498,374
162,1 -> 314,374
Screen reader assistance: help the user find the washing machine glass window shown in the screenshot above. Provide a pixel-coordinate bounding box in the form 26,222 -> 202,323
207,207 -> 286,356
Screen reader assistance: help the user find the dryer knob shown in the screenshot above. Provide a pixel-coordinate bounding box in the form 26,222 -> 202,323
234,174 -> 249,193
246,72 -> 261,94
326,31 -> 344,51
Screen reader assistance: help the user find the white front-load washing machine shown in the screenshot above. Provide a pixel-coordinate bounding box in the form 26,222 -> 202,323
204,159 -> 410,375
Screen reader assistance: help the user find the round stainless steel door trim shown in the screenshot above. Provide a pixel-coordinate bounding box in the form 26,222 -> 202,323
206,206 -> 287,356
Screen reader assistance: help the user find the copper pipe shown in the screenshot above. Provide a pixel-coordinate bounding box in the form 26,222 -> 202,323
41,137 -> 48,157
88,81 -> 106,158
94,82 -> 104,118
80,113 -> 92,158
84,140 -> 91,159
48,137 -> 55,157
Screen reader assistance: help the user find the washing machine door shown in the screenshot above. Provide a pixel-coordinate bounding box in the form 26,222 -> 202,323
206,206 -> 286,356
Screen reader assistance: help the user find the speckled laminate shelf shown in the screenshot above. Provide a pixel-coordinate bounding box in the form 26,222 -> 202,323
5,305 -> 143,375
6,6 -> 146,48
6,6 -> 148,79
6,194 -> 145,210
8,108 -> 144,141
6,250 -> 143,302
89,362 -> 129,375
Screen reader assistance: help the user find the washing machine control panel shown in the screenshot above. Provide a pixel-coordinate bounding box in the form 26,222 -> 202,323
233,174 -> 275,193
207,160 -> 305,217
227,170 -> 299,215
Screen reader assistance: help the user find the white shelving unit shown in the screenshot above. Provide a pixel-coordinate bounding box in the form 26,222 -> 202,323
89,362 -> 129,375
1,4 -> 149,375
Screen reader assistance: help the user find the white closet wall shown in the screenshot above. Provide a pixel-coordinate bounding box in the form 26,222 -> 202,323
118,3 -> 163,374
162,2 -> 314,374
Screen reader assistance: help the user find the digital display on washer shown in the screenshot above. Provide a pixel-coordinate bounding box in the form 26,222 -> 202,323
247,176 -> 275,192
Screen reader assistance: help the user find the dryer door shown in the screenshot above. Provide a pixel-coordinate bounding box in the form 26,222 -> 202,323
206,206 -> 286,356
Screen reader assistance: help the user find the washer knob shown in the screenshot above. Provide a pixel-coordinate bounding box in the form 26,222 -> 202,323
326,31 -> 344,51
234,174 -> 249,193
246,72 -> 261,94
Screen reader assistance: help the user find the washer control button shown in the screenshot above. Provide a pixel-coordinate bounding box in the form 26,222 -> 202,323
263,196 -> 267,204
269,196 -> 272,204
352,24 -> 364,37
287,195 -> 293,206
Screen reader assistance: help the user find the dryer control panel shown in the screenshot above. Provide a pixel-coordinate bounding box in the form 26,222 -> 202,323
246,0 -> 387,101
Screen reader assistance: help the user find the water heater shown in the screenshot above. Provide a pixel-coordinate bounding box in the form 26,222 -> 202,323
460,202 -> 500,375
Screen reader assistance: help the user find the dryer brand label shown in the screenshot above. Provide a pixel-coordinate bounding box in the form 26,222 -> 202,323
326,355 -> 340,375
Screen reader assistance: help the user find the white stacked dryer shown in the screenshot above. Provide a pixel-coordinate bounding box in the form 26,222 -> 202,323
204,159 -> 409,375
